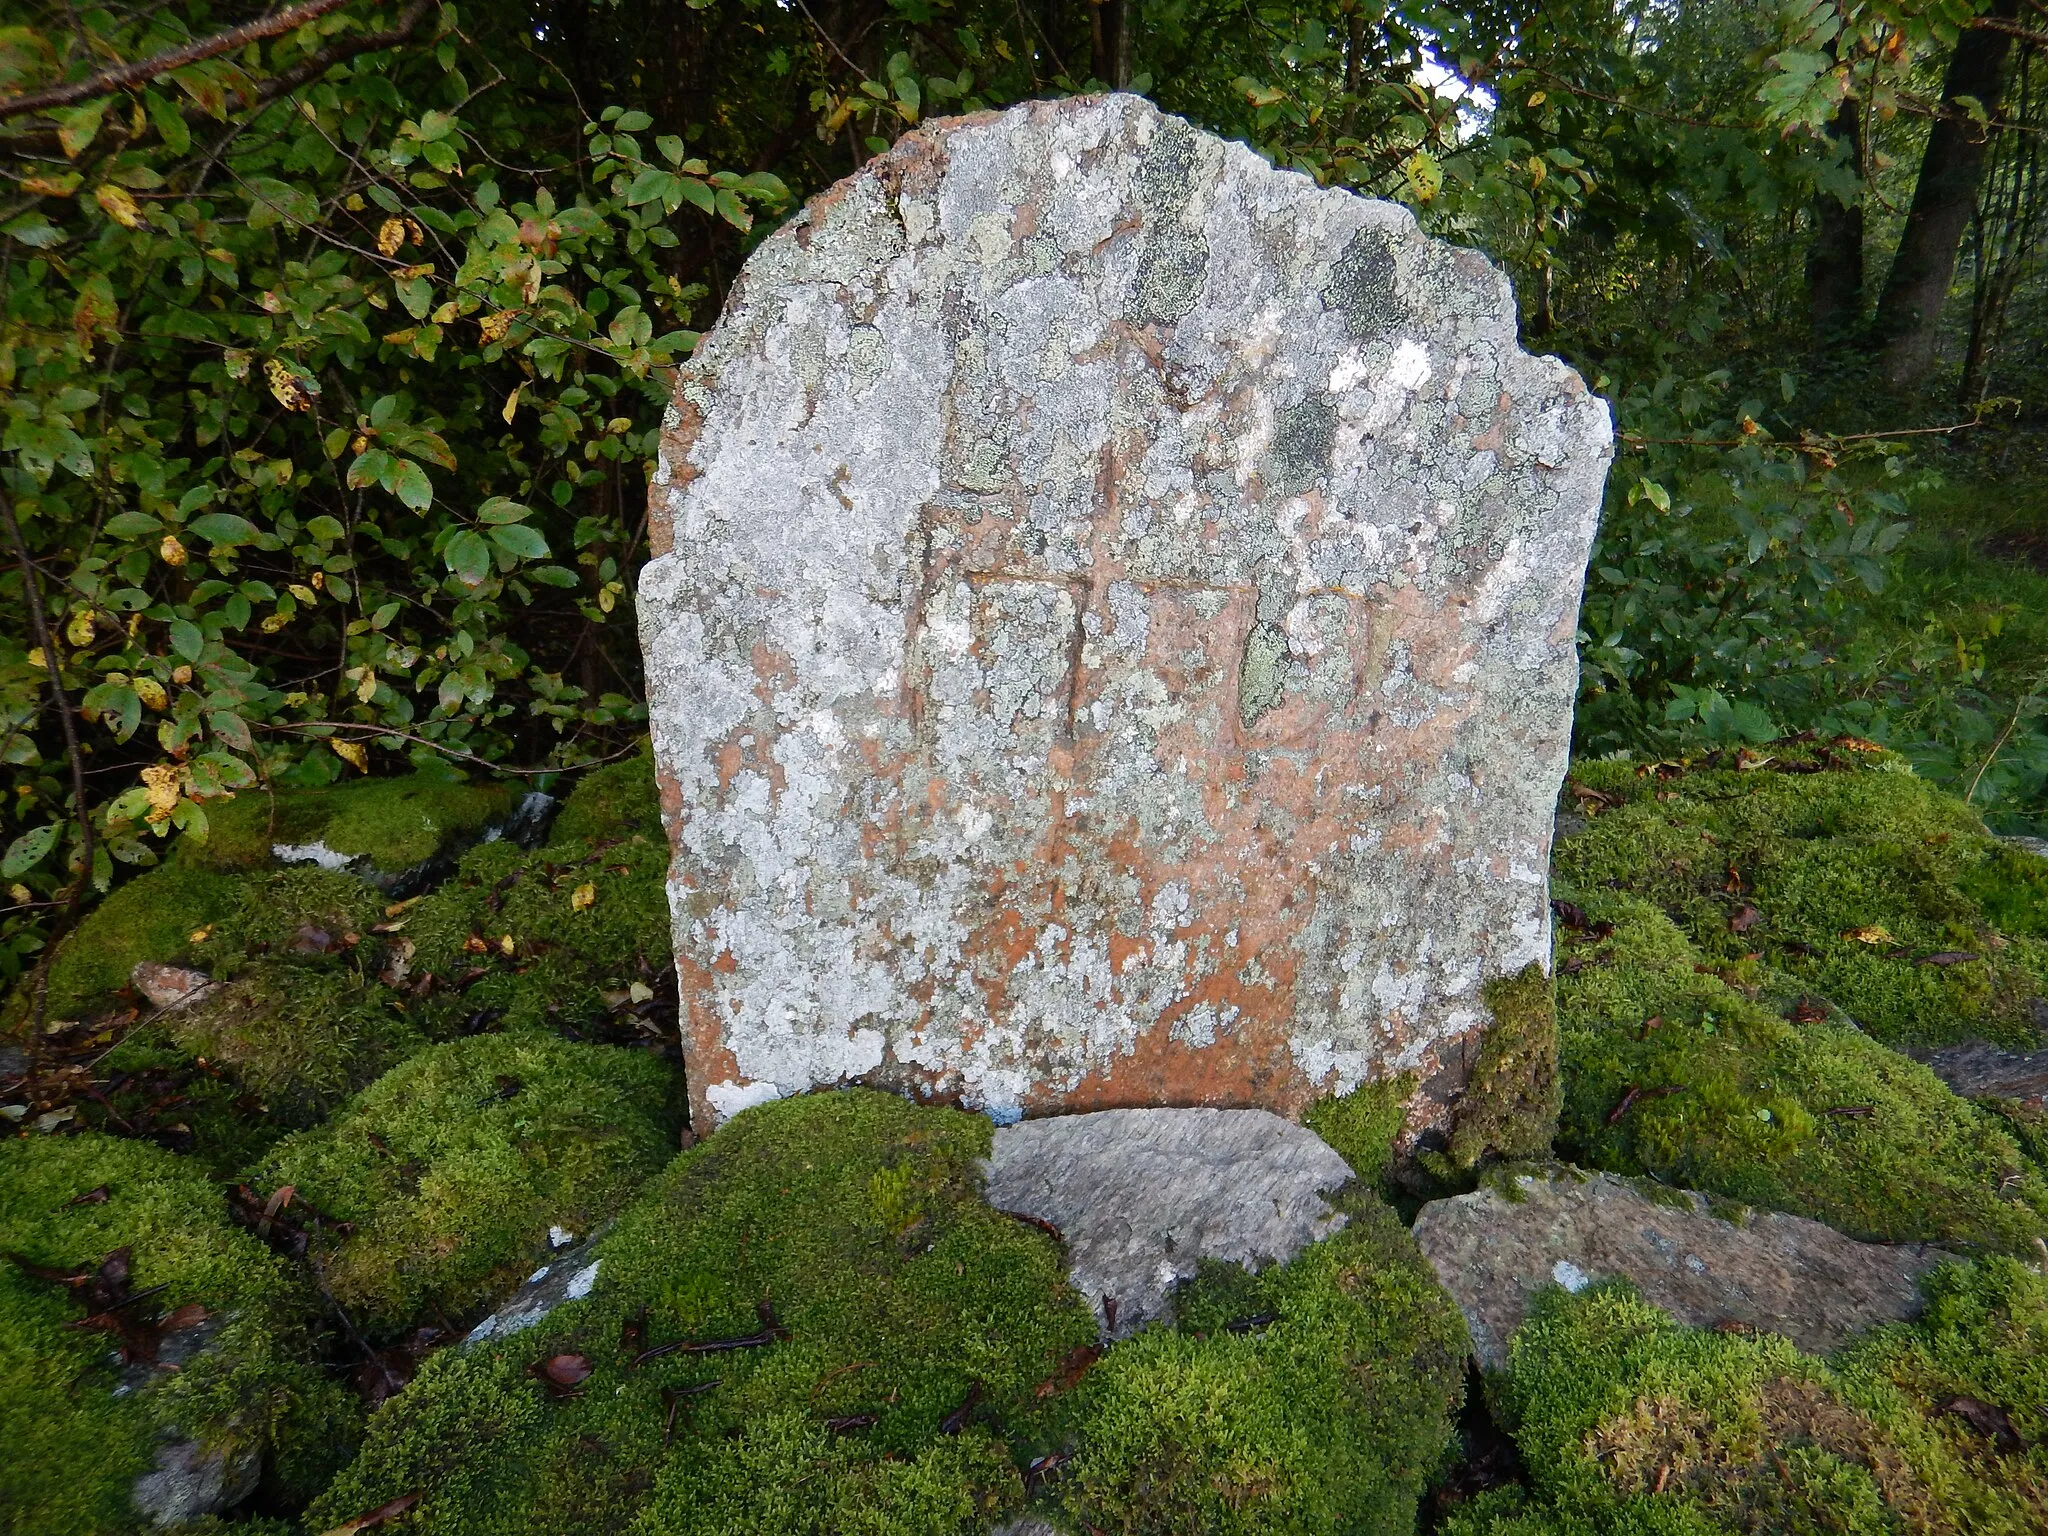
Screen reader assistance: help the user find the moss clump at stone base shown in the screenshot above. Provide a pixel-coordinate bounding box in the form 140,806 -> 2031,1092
0,1132 -> 355,1535
1062,1192 -> 1468,1535
1553,888 -> 2048,1251
1557,750 -> 2048,1052
1449,964 -> 1563,1172
258,1032 -> 679,1337
309,1089 -> 1470,1536
1443,1260 -> 2048,1536
307,1089 -> 1096,1536
180,771 -> 514,881
1303,1073 -> 1415,1193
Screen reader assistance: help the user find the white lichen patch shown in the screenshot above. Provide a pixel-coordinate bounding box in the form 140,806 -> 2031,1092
640,95 -> 1610,1130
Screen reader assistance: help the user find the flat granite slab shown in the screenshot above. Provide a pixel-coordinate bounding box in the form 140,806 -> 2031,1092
1411,1167 -> 1948,1370
980,1107 -> 1355,1338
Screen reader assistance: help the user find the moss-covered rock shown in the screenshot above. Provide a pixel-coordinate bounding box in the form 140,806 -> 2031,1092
1445,1259 -> 2048,1535
0,1132 -> 354,1535
1061,1192 -> 1469,1535
307,1089 -> 1096,1535
1448,964 -> 1564,1173
1557,750 -> 2048,1051
1553,889 -> 2048,1250
394,752 -> 672,1041
258,1033 -> 680,1335
309,1089 -> 1470,1536
31,860 -> 244,1023
181,771 -> 516,884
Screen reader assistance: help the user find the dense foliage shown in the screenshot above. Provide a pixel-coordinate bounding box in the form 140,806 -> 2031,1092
1,0 -> 2045,988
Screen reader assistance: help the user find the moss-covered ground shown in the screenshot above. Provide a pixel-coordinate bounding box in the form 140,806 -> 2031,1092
260,1033 -> 680,1335
1442,1257 -> 2048,1535
2,743 -> 2043,1533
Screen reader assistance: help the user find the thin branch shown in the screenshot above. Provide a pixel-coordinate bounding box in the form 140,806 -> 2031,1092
262,720 -> 642,777
0,0 -> 352,120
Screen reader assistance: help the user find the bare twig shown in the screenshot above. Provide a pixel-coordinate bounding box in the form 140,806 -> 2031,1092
0,0 -> 352,120
261,720 -> 641,778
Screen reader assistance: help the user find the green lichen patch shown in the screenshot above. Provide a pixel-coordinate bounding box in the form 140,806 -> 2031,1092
31,860 -> 244,1023
1061,1191 -> 1469,1536
258,1033 -> 681,1336
181,772 -> 513,880
0,1132 -> 355,1535
307,1088 -> 1096,1536
1558,753 -> 2048,1051
1454,1262 -> 2048,1536
1555,890 -> 2048,1250
1449,965 -> 1563,1172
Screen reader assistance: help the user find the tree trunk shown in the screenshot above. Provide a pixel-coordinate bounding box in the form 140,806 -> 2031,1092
1090,0 -> 1128,87
1807,92 -> 1865,342
1873,0 -> 2019,390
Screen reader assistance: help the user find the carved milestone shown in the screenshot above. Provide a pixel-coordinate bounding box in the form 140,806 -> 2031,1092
640,94 -> 1612,1131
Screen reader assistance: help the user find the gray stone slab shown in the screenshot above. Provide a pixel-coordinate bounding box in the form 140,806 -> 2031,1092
464,1231 -> 603,1344
1411,1168 -> 1947,1371
980,1107 -> 1355,1338
1920,1041 -> 2048,1105
639,93 -> 1611,1133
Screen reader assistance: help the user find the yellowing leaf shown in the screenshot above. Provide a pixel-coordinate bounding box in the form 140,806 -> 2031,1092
480,310 -> 519,343
133,677 -> 167,711
501,384 -> 522,424
21,172 -> 80,198
261,612 -> 291,633
1527,90 -> 1547,107
1527,156 -> 1547,187
498,933 -> 516,956
140,762 -> 184,824
570,882 -> 596,911
24,648 -> 43,669
189,925 -> 213,943
331,739 -> 368,773
288,583 -> 318,605
356,670 -> 378,703
1842,924 -> 1893,946
159,534 -> 188,566
265,358 -> 318,412
1401,151 -> 1443,203
376,216 -> 407,257
64,608 -> 94,646
94,184 -> 144,228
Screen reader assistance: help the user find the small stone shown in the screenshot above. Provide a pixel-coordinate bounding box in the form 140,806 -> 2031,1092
979,1107 -> 1355,1338
130,1433 -> 260,1528
130,962 -> 216,1012
1411,1167 -> 1946,1371
1919,1042 -> 2048,1106
2003,835 -> 2048,862
465,1232 -> 603,1344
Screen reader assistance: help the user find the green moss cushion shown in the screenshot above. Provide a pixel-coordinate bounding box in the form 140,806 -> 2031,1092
182,772 -> 514,879
0,1133 -> 353,1534
1557,751 -> 2048,1051
1553,891 -> 2048,1250
1062,1194 -> 1468,1535
257,1033 -> 680,1335
1454,1259 -> 2048,1535
309,1089 -> 1469,1536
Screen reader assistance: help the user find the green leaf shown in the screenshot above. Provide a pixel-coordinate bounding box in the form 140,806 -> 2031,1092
169,618 -> 204,662
487,523 -> 550,560
306,515 -> 346,542
392,458 -> 434,511
348,449 -> 394,490
104,511 -> 163,538
615,110 -> 654,132
445,528 -> 492,585
529,565 -> 581,588
188,512 -> 262,547
246,176 -> 320,228
53,99 -> 107,157
3,822 -> 58,877
477,498 -> 532,524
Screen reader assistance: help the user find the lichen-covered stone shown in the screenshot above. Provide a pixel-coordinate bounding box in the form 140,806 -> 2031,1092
979,1107 -> 1355,1337
1412,1166 -> 1946,1372
639,94 -> 1612,1131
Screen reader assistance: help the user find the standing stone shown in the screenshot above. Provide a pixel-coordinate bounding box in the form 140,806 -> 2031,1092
640,94 -> 1612,1132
